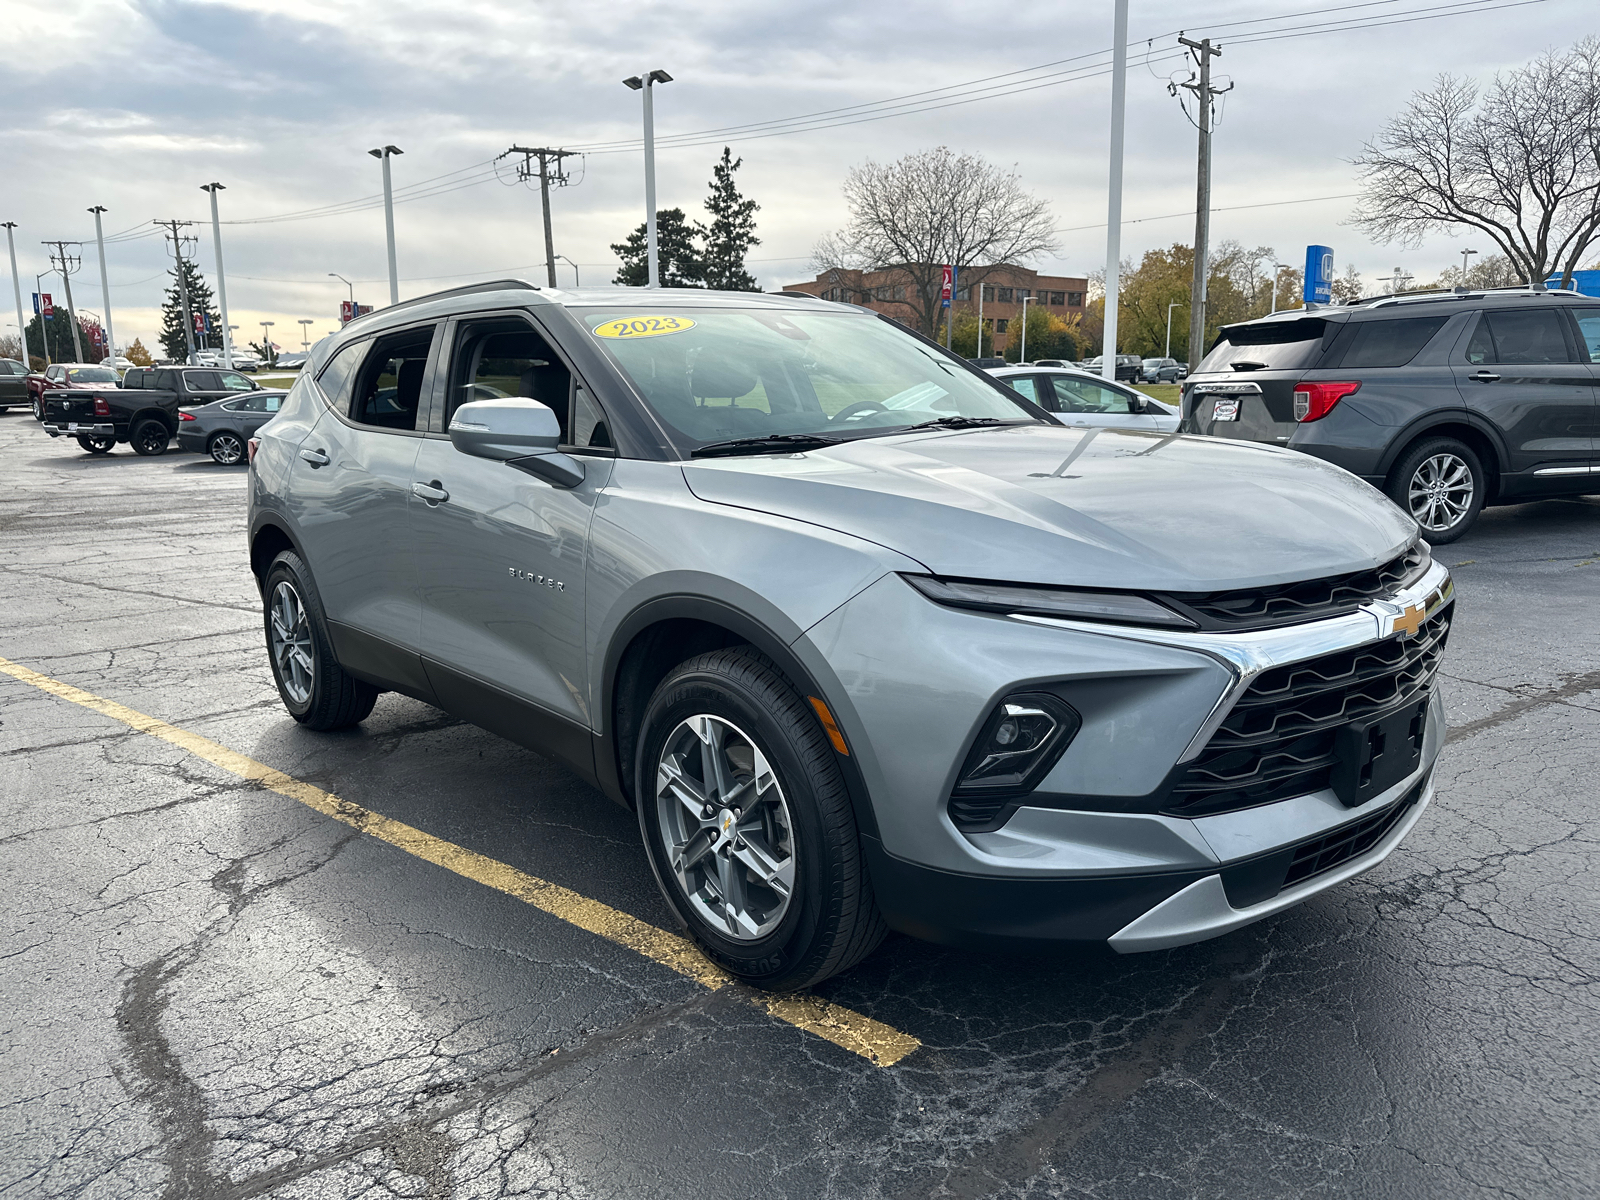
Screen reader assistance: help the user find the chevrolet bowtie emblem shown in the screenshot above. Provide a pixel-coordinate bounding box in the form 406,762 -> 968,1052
1392,603 -> 1426,638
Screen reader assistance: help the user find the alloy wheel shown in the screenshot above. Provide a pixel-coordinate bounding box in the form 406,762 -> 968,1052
134,424 -> 167,455
654,714 -> 796,941
1407,452 -> 1474,533
269,581 -> 314,705
211,433 -> 244,465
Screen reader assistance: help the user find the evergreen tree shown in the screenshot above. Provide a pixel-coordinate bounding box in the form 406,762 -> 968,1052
24,312 -> 101,364
158,258 -> 222,361
697,147 -> 760,291
611,209 -> 705,287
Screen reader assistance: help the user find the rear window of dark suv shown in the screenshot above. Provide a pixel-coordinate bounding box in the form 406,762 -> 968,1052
1196,318 -> 1328,373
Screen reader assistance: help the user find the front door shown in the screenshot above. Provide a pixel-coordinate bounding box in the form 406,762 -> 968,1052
1564,306 -> 1600,467
1454,307 -> 1596,477
409,313 -> 614,733
1043,373 -> 1160,431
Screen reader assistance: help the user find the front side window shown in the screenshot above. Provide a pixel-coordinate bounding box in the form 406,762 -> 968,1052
577,307 -> 1035,451
1465,309 -> 1574,365
1048,376 -> 1137,414
447,318 -> 570,437
1566,309 -> 1600,362
351,326 -> 436,431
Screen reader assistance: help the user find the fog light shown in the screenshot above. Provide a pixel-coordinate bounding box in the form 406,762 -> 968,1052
953,692 -> 1080,797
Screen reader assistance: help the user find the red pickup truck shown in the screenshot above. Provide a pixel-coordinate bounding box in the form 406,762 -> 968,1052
27,363 -> 122,420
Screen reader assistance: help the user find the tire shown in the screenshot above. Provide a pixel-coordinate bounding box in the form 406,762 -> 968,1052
32,397 -> 43,422
635,647 -> 886,991
130,419 -> 170,457
208,431 -> 245,465
76,435 -> 114,455
262,550 -> 379,730
1386,436 -> 1486,544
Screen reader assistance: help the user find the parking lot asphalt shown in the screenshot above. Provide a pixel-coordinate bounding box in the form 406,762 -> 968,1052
2,412 -> 1597,1200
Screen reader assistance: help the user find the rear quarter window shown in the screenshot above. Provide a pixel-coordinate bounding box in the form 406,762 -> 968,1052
1197,318 -> 1329,373
1326,316 -> 1450,368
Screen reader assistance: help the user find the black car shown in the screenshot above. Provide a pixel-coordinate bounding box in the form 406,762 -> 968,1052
1084,354 -> 1143,382
0,358 -> 29,410
177,390 -> 287,464
1182,288 -> 1600,541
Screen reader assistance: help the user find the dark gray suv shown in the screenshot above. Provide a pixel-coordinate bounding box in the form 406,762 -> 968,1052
1183,288 -> 1600,541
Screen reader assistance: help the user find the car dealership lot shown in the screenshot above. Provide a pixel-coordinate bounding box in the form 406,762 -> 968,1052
2,414 -> 1597,1199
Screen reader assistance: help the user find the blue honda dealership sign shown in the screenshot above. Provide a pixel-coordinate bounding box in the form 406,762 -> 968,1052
1305,245 -> 1333,305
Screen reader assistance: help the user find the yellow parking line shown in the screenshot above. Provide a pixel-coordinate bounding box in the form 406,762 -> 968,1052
0,654 -> 920,1068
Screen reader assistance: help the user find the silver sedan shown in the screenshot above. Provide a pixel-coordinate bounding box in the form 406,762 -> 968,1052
987,365 -> 1180,432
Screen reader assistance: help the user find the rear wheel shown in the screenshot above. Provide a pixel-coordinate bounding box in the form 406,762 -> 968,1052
208,431 -> 245,465
263,550 -> 378,729
1387,436 -> 1485,544
636,647 -> 886,990
130,419 -> 170,457
76,435 -> 114,455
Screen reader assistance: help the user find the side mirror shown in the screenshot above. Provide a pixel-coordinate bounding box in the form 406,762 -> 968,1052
449,397 -> 585,488
1126,395 -> 1143,413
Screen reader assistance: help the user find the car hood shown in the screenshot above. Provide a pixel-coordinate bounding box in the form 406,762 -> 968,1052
681,424 -> 1415,592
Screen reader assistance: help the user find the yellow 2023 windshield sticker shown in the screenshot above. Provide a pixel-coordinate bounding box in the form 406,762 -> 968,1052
592,315 -> 697,339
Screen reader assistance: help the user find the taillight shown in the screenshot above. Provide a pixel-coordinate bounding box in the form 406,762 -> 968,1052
92,396 -> 110,417
247,438 -> 261,464
179,411 -> 196,421
1293,381 -> 1361,422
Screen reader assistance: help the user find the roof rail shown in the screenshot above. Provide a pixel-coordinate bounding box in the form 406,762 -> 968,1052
1356,283 -> 1565,307
778,290 -> 826,299
343,279 -> 540,328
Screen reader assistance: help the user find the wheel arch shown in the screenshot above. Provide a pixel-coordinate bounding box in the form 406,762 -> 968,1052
130,406 -> 177,434
1379,417 -> 1504,503
249,519 -> 301,596
599,594 -> 880,841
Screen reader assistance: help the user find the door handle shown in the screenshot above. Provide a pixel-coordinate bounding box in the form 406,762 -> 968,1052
299,447 -> 330,467
412,480 -> 449,504
1469,370 -> 1501,382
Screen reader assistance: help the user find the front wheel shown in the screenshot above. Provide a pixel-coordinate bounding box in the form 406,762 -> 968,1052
1387,436 -> 1485,544
636,647 -> 886,990
262,550 -> 378,729
32,397 -> 43,421
76,434 -> 114,455
208,431 -> 245,465
130,419 -> 170,457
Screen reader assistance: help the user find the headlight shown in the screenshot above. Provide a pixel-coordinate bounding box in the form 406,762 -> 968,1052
904,574 -> 1197,630
953,692 -> 1081,797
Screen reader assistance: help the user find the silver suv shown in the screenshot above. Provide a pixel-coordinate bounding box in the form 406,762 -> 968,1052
248,282 -> 1454,989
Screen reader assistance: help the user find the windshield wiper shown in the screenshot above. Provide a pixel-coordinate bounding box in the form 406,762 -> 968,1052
894,416 -> 1015,433
691,433 -> 843,458
1230,359 -> 1269,371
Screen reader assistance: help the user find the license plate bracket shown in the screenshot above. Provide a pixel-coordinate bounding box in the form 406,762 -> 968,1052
1330,697 -> 1429,808
1211,398 -> 1240,421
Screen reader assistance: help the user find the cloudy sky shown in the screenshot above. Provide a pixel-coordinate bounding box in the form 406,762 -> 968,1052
1,0 -> 1588,356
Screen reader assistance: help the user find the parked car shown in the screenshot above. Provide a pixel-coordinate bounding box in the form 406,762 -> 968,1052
248,281 -> 1452,989
1081,354 -> 1143,381
0,358 -> 31,411
1141,357 -> 1183,383
1032,359 -> 1071,368
27,363 -> 122,419
41,365 -> 260,455
178,390 -> 287,464
99,356 -> 135,372
269,353 -> 308,371
1182,287 -> 1600,541
988,365 -> 1180,432
196,350 -> 265,372
967,356 -> 1007,369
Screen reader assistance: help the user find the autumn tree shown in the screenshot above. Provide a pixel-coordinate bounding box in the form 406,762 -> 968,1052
1353,38 -> 1600,288
815,147 -> 1058,337
124,338 -> 153,366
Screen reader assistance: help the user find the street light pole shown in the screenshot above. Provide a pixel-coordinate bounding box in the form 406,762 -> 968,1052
1460,247 -> 1478,284
199,184 -> 234,369
555,255 -> 580,287
1269,262 -> 1291,314
1101,0 -> 1128,382
977,281 -> 984,359
298,318 -> 313,350
623,69 -> 673,288
368,146 -> 403,306
1165,301 -> 1182,358
1019,294 -> 1035,364
87,208 -> 116,364
329,273 -> 354,323
2,223 -> 30,369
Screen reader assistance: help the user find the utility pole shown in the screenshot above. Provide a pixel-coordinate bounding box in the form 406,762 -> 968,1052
200,184 -> 234,369
368,146 -> 403,306
1176,36 -> 1231,370
1165,300 -> 1182,359
1102,0 -> 1129,383
42,241 -> 85,362
623,69 -> 674,288
155,220 -> 198,364
3,223 -> 30,369
503,147 -> 578,287
87,209 -> 116,363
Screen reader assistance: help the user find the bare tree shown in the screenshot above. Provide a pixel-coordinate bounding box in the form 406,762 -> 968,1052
1353,39 -> 1600,288
815,147 -> 1058,335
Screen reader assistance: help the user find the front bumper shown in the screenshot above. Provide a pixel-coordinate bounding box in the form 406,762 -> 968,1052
43,422 -> 115,439
804,558 -> 1452,951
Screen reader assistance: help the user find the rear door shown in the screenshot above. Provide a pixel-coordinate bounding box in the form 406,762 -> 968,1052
1453,307 -> 1595,477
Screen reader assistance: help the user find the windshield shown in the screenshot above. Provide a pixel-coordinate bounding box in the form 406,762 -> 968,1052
577,308 -> 1036,451
67,367 -> 119,383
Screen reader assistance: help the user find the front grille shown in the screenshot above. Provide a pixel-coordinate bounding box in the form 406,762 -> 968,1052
1164,604 -> 1451,818
1161,545 -> 1429,631
1281,779 -> 1422,889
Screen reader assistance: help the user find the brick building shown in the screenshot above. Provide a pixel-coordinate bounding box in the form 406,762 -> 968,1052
783,264 -> 1088,351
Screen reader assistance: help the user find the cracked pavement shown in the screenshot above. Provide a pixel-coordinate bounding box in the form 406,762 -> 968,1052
2,413 -> 1597,1199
